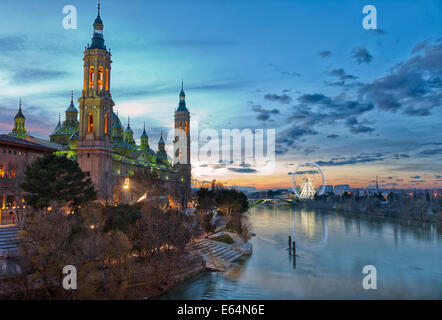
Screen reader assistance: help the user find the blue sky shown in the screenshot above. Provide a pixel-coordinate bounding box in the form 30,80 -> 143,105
0,0 -> 441,189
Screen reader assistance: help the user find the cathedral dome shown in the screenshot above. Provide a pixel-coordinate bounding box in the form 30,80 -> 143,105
14,107 -> 25,120
112,112 -> 122,128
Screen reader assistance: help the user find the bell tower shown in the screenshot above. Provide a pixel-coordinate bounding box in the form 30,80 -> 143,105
77,2 -> 114,199
173,82 -> 191,192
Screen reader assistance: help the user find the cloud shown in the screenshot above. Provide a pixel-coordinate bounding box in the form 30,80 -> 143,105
289,170 -> 319,175
282,71 -> 301,77
345,117 -> 375,134
0,35 -> 26,53
410,175 -> 421,179
250,102 -> 280,121
228,168 -> 257,173
325,68 -> 360,88
276,92 -> 375,153
351,47 -> 373,64
369,29 -> 386,35
316,153 -> 384,167
327,68 -> 358,81
359,40 -> 442,116
317,50 -> 332,58
12,68 -> 67,83
394,153 -> 410,159
327,134 -> 339,139
264,93 -> 293,104
418,148 -> 442,155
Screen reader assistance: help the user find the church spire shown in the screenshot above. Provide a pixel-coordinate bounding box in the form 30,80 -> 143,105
141,122 -> 148,138
15,99 -> 25,120
90,1 -> 105,50
127,116 -> 131,130
56,113 -> 62,129
177,82 -> 188,112
11,99 -> 27,137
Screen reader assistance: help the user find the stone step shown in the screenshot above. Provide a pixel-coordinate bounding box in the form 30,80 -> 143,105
210,247 -> 232,257
0,231 -> 19,236
194,242 -> 219,251
0,240 -> 19,245
0,244 -> 18,250
0,238 -> 18,243
224,250 -> 243,262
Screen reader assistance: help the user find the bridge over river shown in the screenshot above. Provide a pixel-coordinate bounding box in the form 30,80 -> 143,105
248,198 -> 301,207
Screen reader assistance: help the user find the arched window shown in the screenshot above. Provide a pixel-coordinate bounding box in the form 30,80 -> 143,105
98,66 -> 103,90
104,114 -> 108,134
179,121 -> 182,131
184,121 -> 188,133
89,66 -> 95,89
88,113 -> 94,133
106,68 -> 109,91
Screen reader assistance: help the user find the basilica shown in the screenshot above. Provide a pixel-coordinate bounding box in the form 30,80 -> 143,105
6,4 -> 191,202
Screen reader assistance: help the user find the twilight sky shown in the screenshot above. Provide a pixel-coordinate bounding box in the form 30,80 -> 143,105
0,0 -> 441,189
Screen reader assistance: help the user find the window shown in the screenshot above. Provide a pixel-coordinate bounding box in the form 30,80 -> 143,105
106,68 -> 109,91
179,121 -> 182,131
98,66 -> 103,90
87,153 -> 90,158
86,172 -> 90,177
84,66 -> 87,89
88,113 -> 94,133
184,121 -> 188,133
104,114 -> 108,134
89,66 -> 95,89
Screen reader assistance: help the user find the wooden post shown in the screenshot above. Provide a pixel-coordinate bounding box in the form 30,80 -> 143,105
292,241 -> 296,256
288,236 -> 292,254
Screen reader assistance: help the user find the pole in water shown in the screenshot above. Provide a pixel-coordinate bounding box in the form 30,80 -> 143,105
293,241 -> 296,256
288,236 -> 292,254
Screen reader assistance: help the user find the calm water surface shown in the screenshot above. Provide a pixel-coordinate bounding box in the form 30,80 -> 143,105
160,207 -> 442,299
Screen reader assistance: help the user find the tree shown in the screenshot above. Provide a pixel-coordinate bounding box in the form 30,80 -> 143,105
216,189 -> 249,219
20,154 -> 96,213
196,188 -> 216,233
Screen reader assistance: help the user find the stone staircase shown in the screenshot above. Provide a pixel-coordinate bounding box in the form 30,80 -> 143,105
0,226 -> 19,258
188,239 -> 246,271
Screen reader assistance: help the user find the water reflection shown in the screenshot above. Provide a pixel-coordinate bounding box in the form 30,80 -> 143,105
160,208 -> 442,299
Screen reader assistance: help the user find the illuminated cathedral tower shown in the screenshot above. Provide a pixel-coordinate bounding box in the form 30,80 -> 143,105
10,100 -> 28,139
173,82 -> 191,191
77,3 -> 114,198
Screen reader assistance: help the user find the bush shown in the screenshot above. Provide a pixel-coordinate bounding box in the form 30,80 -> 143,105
212,234 -> 234,244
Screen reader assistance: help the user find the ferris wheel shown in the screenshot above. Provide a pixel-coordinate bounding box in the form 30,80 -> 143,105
291,162 -> 326,199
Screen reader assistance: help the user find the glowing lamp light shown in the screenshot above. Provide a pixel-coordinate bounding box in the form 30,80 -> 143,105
137,193 -> 147,202
123,178 -> 130,190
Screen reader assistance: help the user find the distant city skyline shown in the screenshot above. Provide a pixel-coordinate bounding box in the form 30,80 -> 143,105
0,0 -> 441,189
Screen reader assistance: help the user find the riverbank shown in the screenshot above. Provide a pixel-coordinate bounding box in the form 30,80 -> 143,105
301,199 -> 442,224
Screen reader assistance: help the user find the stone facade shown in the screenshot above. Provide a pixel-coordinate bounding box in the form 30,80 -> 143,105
3,4 -> 192,204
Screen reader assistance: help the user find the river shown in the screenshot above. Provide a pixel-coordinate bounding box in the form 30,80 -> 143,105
160,207 -> 442,299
